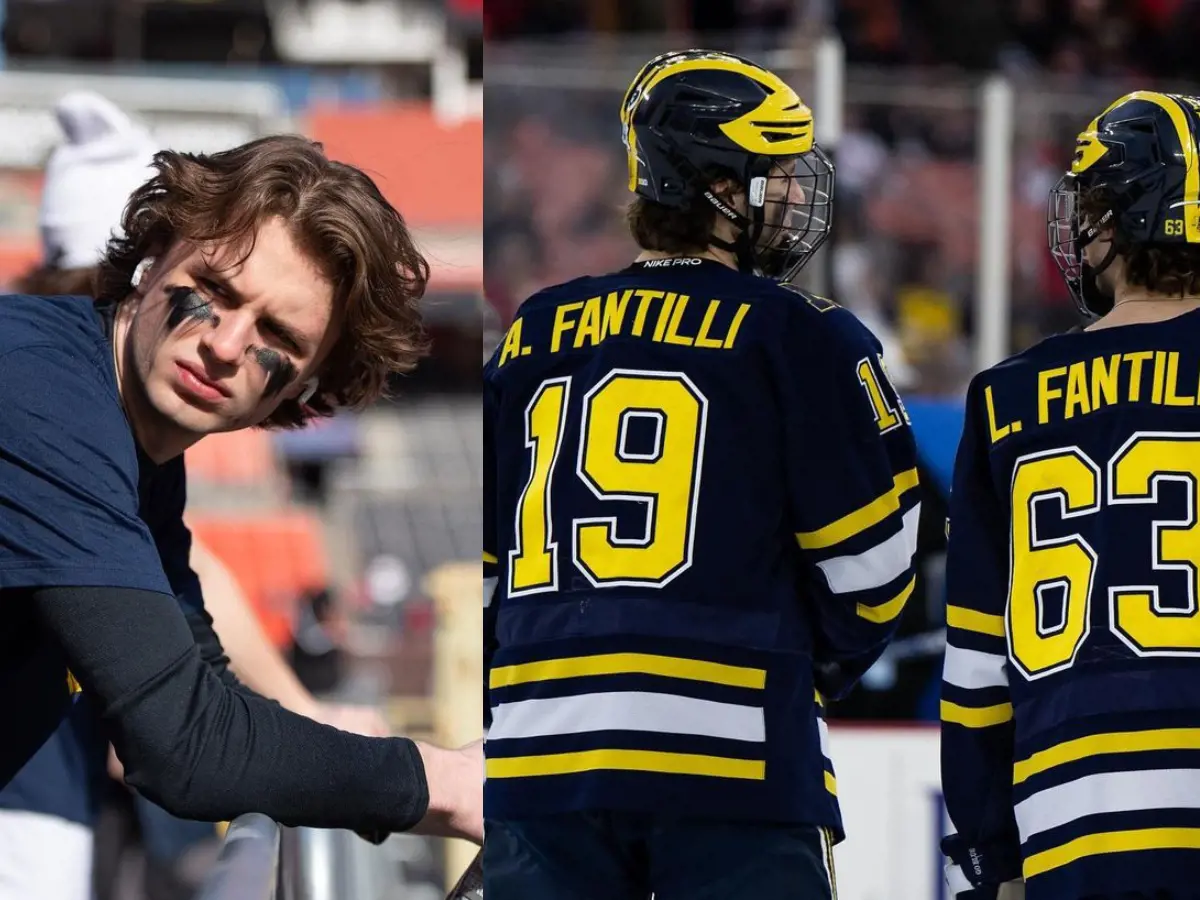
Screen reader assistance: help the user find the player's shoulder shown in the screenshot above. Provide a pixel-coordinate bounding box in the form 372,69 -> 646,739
968,322 -> 1095,397
511,274 -> 601,317
758,280 -> 883,356
485,272 -> 633,375
0,294 -> 121,429
0,293 -> 106,361
486,278 -> 577,366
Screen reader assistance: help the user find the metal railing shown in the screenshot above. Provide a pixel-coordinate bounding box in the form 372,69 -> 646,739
291,826 -> 378,900
201,817 -> 454,900
195,814 -> 282,900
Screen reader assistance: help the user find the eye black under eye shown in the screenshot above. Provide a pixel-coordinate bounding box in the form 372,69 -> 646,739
165,286 -> 216,329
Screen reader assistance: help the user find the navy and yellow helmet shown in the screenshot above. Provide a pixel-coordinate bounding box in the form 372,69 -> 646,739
1049,90 -> 1200,317
620,49 -> 833,283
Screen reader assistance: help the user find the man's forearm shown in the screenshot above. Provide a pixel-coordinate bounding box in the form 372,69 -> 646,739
33,583 -> 431,832
176,541 -> 480,839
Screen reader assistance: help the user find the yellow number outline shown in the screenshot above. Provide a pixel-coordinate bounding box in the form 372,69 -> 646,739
1007,447 -> 1100,680
877,355 -> 911,426
1008,434 -> 1200,679
856,355 -> 906,433
508,369 -> 709,594
573,369 -> 708,588
1107,432 -> 1200,655
508,378 -> 572,597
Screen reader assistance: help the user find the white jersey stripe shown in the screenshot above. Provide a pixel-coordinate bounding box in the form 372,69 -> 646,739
489,691 -> 765,743
818,505 -> 921,594
818,717 -> 832,759
1015,767 -> 1200,841
943,644 -> 1009,691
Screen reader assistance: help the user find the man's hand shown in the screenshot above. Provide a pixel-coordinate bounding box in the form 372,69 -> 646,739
410,739 -> 483,845
314,703 -> 391,738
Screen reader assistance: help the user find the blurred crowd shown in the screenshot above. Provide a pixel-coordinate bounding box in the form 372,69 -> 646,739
836,0 -> 1200,78
486,0 -> 1200,78
484,0 -> 1200,397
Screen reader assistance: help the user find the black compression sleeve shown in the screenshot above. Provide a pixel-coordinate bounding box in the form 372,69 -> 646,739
32,585 -> 429,832
182,603 -> 239,688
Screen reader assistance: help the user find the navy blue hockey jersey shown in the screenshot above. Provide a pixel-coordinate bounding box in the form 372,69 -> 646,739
941,308 -> 1200,900
483,257 -> 920,830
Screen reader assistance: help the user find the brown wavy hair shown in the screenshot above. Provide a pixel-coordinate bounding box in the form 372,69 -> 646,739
95,134 -> 431,429
1081,186 -> 1200,298
626,174 -> 732,255
627,194 -> 718,254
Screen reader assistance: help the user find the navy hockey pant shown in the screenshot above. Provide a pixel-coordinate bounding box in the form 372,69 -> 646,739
483,811 -> 837,900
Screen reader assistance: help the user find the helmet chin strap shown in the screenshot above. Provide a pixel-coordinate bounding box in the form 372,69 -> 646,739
703,188 -> 765,276
1079,243 -> 1118,317
1076,208 -> 1118,317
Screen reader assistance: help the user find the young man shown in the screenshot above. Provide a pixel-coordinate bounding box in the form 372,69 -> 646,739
483,50 -> 919,899
0,118 -> 483,846
23,95 -> 388,731
0,92 -> 398,900
941,91 -> 1200,900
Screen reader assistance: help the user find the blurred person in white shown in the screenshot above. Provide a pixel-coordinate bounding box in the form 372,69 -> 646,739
0,92 -> 482,900
0,89 -> 397,900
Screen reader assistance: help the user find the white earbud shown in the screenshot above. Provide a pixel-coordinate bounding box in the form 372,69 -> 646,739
298,377 -> 319,405
131,257 -> 155,289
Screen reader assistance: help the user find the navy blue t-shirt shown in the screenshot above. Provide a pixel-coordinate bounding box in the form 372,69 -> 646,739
0,294 -> 199,821
0,445 -> 203,824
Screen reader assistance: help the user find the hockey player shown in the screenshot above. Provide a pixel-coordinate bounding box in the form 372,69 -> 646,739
942,91 -> 1200,900
483,49 -> 920,899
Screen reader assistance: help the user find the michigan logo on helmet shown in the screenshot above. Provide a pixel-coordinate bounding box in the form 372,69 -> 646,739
1049,90 -> 1200,317
619,49 -> 833,284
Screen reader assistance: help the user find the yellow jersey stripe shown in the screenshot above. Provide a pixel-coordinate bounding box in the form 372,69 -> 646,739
487,748 -> 766,780
796,468 -> 920,550
1024,827 -> 1200,880
824,770 -> 837,796
947,605 -> 1006,637
941,699 -> 1012,728
856,574 -> 916,624
483,550 -> 498,564
1014,727 -> 1200,785
489,652 -> 766,690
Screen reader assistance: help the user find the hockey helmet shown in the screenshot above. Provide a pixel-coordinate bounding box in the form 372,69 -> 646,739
1049,90 -> 1200,317
620,49 -> 833,283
